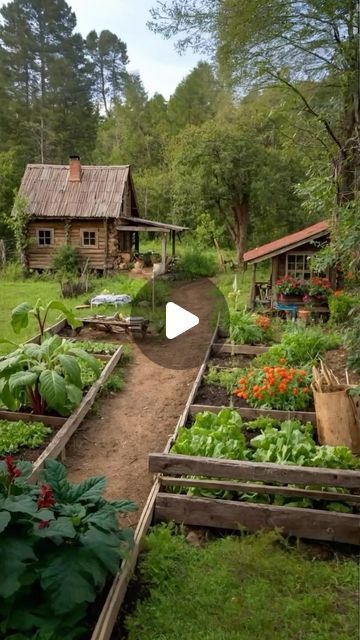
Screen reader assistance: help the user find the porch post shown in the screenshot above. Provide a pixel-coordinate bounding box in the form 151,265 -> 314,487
171,230 -> 176,257
161,232 -> 167,272
249,263 -> 257,309
134,231 -> 139,253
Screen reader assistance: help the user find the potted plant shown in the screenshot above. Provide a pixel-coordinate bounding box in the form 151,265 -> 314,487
304,277 -> 332,304
276,276 -> 308,301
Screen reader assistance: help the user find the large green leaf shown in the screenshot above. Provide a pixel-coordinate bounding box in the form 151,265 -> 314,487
80,527 -> 122,572
11,302 -> 33,334
58,355 -> 81,387
46,300 -> 83,330
66,383 -> 83,409
0,354 -> 23,375
33,516 -> 76,539
38,334 -> 62,358
109,499 -> 138,513
41,460 -> 68,500
68,348 -> 100,377
0,511 -> 11,533
0,535 -> 37,597
39,369 -> 67,413
4,494 -> 38,516
8,370 -> 38,394
67,476 -> 107,504
0,379 -> 21,410
40,547 -> 99,615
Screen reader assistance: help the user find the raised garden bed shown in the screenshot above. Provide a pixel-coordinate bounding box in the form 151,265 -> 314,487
148,326 -> 360,546
0,319 -> 124,481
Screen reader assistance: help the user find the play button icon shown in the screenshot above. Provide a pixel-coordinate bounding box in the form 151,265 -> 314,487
166,302 -> 199,340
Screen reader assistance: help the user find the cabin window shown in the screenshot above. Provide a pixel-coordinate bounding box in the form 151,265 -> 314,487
82,230 -> 97,246
37,229 -> 53,246
286,253 -> 312,279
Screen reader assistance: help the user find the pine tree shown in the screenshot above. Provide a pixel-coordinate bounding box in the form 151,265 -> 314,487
86,29 -> 129,115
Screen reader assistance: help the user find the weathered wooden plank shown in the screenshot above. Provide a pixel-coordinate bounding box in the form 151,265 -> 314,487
91,479 -> 160,640
0,410 -> 66,429
160,476 -> 360,504
149,453 -> 360,488
189,404 -> 317,425
212,343 -> 268,355
154,494 -> 360,545
28,345 -> 123,482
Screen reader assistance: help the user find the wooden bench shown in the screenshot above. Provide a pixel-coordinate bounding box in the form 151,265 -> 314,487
75,315 -> 149,338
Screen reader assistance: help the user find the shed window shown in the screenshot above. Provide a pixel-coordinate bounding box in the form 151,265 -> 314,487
286,253 -> 312,279
37,229 -> 53,246
82,230 -> 97,246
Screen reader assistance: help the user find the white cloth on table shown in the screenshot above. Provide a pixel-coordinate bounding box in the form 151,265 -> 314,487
90,294 -> 132,308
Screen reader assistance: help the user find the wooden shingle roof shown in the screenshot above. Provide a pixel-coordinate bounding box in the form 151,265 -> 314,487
19,164 -> 131,218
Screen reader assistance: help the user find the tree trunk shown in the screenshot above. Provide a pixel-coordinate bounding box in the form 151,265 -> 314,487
232,197 -> 250,265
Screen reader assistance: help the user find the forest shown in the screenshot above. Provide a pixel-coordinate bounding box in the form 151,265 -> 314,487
0,0 -> 359,271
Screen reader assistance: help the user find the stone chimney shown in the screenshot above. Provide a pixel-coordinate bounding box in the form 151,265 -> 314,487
68,155 -> 82,182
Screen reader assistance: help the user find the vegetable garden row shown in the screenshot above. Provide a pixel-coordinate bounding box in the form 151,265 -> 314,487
1,297 -> 360,640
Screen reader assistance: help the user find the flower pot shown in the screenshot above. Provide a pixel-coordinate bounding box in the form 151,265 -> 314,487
297,308 -> 311,323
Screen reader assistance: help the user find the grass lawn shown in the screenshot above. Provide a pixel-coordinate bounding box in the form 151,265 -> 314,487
124,526 -> 359,640
0,272 -> 170,353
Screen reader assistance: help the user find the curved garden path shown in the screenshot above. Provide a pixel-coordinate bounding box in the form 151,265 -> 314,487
66,278 -> 215,525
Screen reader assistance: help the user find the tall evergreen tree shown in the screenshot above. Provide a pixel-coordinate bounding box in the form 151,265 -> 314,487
86,29 -> 129,115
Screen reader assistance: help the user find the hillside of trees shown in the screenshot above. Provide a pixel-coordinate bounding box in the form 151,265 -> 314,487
1,0 -> 359,271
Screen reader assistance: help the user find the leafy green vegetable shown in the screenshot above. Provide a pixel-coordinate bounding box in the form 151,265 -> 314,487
255,325 -> 341,367
172,409 -> 248,459
229,310 -> 269,345
0,419 -> 51,454
0,458 -> 137,639
205,366 -> 243,393
72,340 -> 118,355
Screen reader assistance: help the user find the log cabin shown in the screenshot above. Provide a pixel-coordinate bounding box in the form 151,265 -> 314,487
243,220 -> 337,310
18,156 -> 186,272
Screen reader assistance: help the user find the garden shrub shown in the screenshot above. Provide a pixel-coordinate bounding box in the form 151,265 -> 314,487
328,292 -> 359,324
52,245 -> 81,277
0,457 -> 137,639
229,310 -> 272,344
255,325 -> 341,367
346,305 -> 360,372
235,365 -> 312,411
175,248 -> 218,279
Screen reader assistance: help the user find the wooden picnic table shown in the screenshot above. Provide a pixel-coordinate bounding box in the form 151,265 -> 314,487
75,314 -> 150,338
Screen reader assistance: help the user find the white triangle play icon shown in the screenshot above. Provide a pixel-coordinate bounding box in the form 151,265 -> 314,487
166,302 -> 199,340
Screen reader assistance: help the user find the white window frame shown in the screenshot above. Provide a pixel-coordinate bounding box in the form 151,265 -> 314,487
82,229 -> 98,247
37,228 -> 54,247
285,252 -> 313,279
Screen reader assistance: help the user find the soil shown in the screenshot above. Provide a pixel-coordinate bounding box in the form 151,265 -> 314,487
195,383 -> 229,406
64,279 -> 215,524
324,348 -> 360,385
208,353 -> 254,368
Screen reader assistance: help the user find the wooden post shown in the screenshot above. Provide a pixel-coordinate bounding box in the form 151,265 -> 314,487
134,231 -> 139,253
248,263 -> 257,309
103,219 -> 109,274
171,230 -> 176,258
161,232 -> 167,272
271,256 -> 278,305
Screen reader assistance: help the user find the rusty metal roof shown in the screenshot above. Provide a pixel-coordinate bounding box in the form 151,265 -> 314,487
19,164 -> 131,218
244,220 -> 330,264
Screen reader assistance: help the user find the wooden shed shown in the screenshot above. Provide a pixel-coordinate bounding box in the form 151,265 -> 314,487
243,221 -> 334,308
19,157 -> 186,272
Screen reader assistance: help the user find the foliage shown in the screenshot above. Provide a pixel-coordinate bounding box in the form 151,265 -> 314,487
175,247 -> 218,279
0,419 -> 50,455
72,340 -> 118,355
205,366 -> 243,394
328,292 -> 358,325
172,409 -> 247,460
0,457 -> 136,639
102,369 -> 125,394
52,245 -> 81,278
345,307 -> 360,373
255,326 -> 341,367
276,276 -> 307,297
7,193 -> 29,269
11,298 -> 81,337
235,365 -> 312,411
306,277 -> 333,299
229,310 -> 270,345
125,525 -> 358,640
0,335 -> 100,415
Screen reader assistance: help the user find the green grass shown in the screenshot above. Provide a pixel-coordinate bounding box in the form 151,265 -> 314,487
125,526 -> 359,640
0,272 -> 170,353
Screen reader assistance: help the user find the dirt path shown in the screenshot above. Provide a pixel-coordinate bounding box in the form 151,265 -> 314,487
66,279 -> 215,524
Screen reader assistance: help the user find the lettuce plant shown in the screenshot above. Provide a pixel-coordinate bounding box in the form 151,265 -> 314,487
0,457 -> 137,640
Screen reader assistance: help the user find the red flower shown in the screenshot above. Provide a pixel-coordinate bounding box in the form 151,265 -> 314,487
38,520 -> 50,529
37,484 -> 55,509
5,456 -> 22,480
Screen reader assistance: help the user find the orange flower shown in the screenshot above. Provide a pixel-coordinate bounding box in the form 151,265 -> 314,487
293,388 -> 298,396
